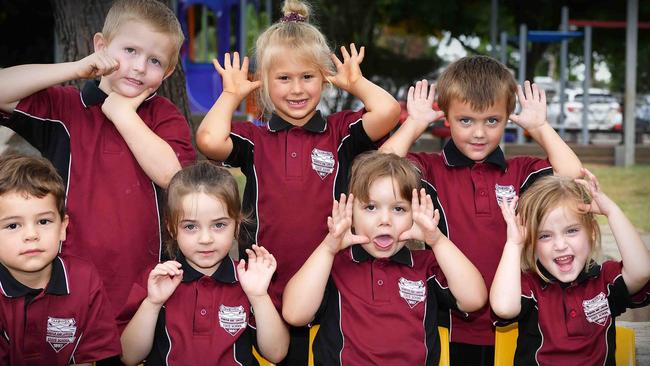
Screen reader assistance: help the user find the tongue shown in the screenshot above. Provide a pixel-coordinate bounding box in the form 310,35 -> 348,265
555,256 -> 573,272
374,235 -> 393,249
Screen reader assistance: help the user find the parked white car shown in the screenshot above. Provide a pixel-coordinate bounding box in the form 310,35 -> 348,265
547,88 -> 622,131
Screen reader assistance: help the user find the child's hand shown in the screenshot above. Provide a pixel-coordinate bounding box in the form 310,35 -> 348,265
498,195 -> 525,246
509,81 -> 547,132
146,261 -> 183,306
575,168 -> 616,216
324,194 -> 369,254
212,52 -> 261,101
101,88 -> 152,123
407,80 -> 445,126
237,245 -> 276,298
399,188 -> 443,245
327,43 -> 365,93
75,50 -> 119,79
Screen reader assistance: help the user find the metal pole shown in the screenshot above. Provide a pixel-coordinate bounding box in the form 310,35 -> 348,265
581,26 -> 591,145
500,31 -> 508,153
491,0 -> 498,58
518,24 -> 527,144
559,6 -> 569,139
623,0 -> 638,166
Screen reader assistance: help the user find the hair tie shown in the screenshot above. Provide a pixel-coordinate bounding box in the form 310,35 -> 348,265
281,12 -> 306,22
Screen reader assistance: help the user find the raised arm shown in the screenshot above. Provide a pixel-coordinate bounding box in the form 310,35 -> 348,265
196,52 -> 261,161
577,169 -> 650,294
380,80 -> 444,156
282,194 -> 369,325
509,81 -> 582,178
236,245 -> 288,363
400,188 -> 487,312
120,261 -> 183,366
490,196 -> 525,319
328,44 -> 400,141
0,51 -> 118,113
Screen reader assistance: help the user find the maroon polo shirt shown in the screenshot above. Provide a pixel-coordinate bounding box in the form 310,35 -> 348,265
495,261 -> 650,366
225,110 -> 376,307
117,254 -> 259,365
0,255 -> 121,365
407,140 -> 552,345
312,245 -> 460,366
2,81 -> 196,315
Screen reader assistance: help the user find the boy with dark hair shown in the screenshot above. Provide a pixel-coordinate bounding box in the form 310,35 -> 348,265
0,0 -> 196,316
0,154 -> 121,365
381,55 -> 582,365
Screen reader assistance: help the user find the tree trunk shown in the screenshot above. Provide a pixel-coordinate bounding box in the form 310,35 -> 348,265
50,0 -> 192,126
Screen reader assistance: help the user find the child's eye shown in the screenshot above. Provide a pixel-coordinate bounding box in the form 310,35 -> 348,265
124,47 -> 136,54
183,224 -> 197,231
538,233 -> 550,241
213,222 -> 227,229
567,227 -> 580,235
277,75 -> 289,81
487,118 -> 499,125
4,223 -> 19,230
303,74 -> 314,80
393,206 -> 408,213
364,204 -> 376,212
150,58 -> 161,66
37,219 -> 53,225
459,118 -> 472,125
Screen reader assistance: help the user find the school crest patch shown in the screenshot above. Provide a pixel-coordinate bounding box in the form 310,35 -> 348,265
311,148 -> 335,179
583,292 -> 611,326
218,305 -> 247,336
46,317 -> 77,353
398,277 -> 426,308
495,184 -> 516,205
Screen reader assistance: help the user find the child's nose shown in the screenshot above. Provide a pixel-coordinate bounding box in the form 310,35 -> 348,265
290,79 -> 303,93
132,56 -> 147,73
23,225 -> 39,242
198,229 -> 213,244
552,237 -> 568,251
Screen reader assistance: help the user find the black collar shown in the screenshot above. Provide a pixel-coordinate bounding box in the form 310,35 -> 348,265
537,260 -> 601,289
442,139 -> 507,171
80,80 -> 157,108
349,245 -> 414,267
267,111 -> 327,133
177,252 -> 238,284
0,256 -> 70,298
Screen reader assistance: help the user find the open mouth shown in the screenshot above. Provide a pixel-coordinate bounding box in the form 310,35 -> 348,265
287,99 -> 308,107
554,255 -> 574,272
373,235 -> 394,250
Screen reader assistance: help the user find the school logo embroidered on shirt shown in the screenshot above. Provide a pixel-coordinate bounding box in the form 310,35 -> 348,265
311,148 -> 335,179
398,277 -> 426,308
583,292 -> 611,326
495,184 -> 516,205
218,305 -> 247,336
46,317 -> 77,353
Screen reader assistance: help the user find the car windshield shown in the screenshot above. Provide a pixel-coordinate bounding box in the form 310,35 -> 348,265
574,94 -> 617,103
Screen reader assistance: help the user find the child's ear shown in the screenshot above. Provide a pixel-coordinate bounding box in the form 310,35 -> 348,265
162,65 -> 176,81
59,214 -> 70,241
93,32 -> 107,52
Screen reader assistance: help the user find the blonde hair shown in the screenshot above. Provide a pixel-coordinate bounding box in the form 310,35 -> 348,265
437,55 -> 517,116
164,161 -> 245,259
0,154 -> 66,219
517,175 -> 601,282
102,0 -> 184,71
348,151 -> 421,204
254,0 -> 333,115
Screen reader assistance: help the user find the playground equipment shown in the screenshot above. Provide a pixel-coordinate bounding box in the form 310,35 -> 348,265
177,0 -> 260,114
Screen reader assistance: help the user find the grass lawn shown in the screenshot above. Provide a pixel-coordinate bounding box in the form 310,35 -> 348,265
228,165 -> 649,233
585,164 -> 650,233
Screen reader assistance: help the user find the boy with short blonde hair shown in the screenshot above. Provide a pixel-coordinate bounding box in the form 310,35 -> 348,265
381,55 -> 582,366
0,154 -> 121,365
0,0 -> 196,316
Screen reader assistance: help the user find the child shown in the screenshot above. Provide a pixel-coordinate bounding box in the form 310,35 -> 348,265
196,0 -> 399,362
380,56 -> 583,365
0,154 -> 121,365
118,161 -> 289,365
490,169 -> 650,365
0,0 -> 196,316
282,151 -> 487,365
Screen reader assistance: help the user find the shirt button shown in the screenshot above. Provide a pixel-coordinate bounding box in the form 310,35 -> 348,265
569,309 -> 577,318
480,191 -> 486,196
377,280 -> 384,286
291,152 -> 297,158
200,309 -> 207,316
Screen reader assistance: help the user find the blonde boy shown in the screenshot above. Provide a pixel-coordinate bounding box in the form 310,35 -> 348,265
0,0 -> 196,315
